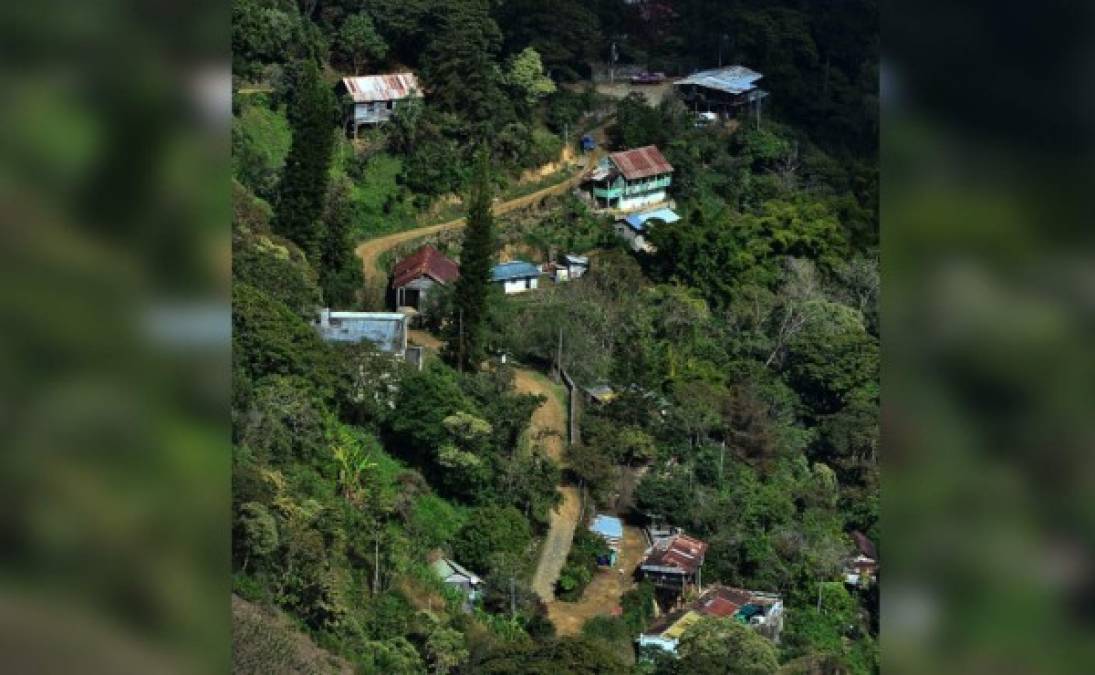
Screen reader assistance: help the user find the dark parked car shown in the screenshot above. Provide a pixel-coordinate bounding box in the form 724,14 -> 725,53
630,71 -> 667,85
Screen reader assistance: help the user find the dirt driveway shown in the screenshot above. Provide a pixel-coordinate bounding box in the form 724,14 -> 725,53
545,522 -> 647,636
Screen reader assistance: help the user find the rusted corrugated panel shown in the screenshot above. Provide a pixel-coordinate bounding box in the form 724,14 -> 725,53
391,244 -> 460,288
341,72 -> 422,103
609,145 -> 674,180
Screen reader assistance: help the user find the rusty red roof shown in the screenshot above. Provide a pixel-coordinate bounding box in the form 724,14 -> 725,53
852,531 -> 877,560
342,73 -> 422,103
392,245 -> 460,288
642,532 -> 708,574
608,145 -> 673,180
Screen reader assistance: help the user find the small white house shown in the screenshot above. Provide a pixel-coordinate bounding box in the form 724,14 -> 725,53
491,261 -> 541,294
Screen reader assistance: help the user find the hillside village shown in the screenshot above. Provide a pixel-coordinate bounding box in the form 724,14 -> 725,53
232,1 -> 878,673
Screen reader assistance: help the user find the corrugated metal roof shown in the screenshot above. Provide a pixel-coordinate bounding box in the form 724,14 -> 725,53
608,145 -> 673,180
342,73 -> 422,103
392,244 -> 460,288
642,532 -> 708,574
491,260 -> 541,282
662,611 -> 703,640
590,514 -> 624,539
675,65 -> 763,95
317,311 -> 405,352
624,207 -> 680,232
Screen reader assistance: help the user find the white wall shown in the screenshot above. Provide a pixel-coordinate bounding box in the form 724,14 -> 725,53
619,189 -> 668,211
501,277 -> 538,294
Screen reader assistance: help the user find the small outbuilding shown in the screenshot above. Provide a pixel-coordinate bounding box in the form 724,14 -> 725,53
590,514 -> 624,552
391,244 -> 460,310
337,72 -> 422,137
491,261 -> 541,294
432,557 -> 483,603
614,207 -> 680,253
674,65 -> 768,123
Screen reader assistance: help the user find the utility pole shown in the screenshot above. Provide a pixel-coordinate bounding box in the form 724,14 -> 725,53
555,326 -> 564,381
719,439 -> 726,482
610,41 -> 618,84
374,531 -> 380,594
510,575 -> 516,617
563,122 -> 569,153
457,308 -> 465,373
817,582 -> 823,612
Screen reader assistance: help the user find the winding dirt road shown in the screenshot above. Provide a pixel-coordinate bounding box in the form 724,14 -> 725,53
354,136 -> 604,309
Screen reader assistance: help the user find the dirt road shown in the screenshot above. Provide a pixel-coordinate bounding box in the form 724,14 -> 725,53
513,368 -> 582,604
355,138 -> 604,310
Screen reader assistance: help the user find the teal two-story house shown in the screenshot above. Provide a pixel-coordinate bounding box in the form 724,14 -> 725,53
587,145 -> 673,211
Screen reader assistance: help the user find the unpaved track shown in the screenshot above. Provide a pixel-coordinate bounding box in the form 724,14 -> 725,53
546,522 -> 646,636
513,369 -> 581,603
355,135 -> 605,309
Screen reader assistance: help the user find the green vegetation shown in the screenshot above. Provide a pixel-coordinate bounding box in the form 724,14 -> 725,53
555,528 -> 608,601
232,0 -> 878,672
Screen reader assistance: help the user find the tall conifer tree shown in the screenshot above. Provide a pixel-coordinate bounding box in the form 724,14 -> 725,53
447,151 -> 496,370
274,59 -> 337,261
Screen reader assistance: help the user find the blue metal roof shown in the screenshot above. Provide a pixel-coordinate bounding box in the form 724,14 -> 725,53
491,261 -> 541,282
676,65 -> 763,95
590,514 -> 624,539
624,207 -> 680,232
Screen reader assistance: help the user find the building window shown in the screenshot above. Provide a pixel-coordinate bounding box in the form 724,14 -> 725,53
386,100 -> 393,110
525,278 -> 531,289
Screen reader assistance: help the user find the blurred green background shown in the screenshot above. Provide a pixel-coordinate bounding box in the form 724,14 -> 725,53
0,1 -> 230,672
884,2 -> 1095,673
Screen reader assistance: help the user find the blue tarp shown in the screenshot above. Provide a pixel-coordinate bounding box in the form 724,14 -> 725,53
590,514 -> 624,539
581,134 -> 597,151
491,260 -> 541,282
624,207 -> 680,232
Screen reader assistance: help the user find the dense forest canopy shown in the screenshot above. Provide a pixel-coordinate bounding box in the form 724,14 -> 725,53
232,1 -> 878,673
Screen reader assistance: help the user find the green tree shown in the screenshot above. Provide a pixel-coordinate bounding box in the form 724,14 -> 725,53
425,625 -> 468,674
446,153 -> 496,370
273,60 -> 338,261
421,0 -> 510,130
337,13 -> 388,74
452,505 -> 532,573
676,617 -> 779,675
317,177 -> 360,307
237,502 -> 279,571
505,47 -> 556,106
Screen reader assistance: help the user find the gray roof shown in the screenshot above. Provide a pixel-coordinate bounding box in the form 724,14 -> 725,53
676,65 -> 763,94
432,557 -> 481,584
317,311 -> 405,352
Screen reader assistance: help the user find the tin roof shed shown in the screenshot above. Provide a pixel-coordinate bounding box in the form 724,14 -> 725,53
341,73 -> 422,103
676,65 -> 764,95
